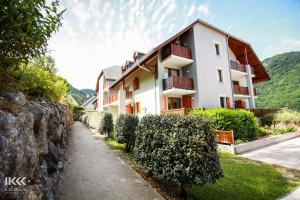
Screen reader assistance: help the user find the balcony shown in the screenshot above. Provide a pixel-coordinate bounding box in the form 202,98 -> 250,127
161,43 -> 193,69
103,94 -> 118,106
233,85 -> 249,96
230,60 -> 255,80
163,76 -> 195,95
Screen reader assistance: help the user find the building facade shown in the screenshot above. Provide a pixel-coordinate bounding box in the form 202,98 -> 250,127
95,19 -> 270,119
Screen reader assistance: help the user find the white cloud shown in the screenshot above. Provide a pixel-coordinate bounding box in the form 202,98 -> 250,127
281,39 -> 300,47
198,4 -> 210,16
71,0 -> 91,24
263,39 -> 300,59
48,0 -> 194,89
187,4 -> 196,17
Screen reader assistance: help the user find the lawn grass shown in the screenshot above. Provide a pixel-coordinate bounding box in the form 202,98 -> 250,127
105,139 -> 125,151
188,153 -> 300,200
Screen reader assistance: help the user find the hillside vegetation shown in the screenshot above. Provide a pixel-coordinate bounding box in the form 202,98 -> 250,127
256,52 -> 300,111
68,84 -> 95,104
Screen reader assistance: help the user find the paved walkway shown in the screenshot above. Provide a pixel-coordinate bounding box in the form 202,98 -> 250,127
241,136 -> 300,200
59,121 -> 163,200
241,137 -> 300,170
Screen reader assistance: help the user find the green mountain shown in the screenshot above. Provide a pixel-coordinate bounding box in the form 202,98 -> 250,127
256,51 -> 300,111
68,84 -> 95,104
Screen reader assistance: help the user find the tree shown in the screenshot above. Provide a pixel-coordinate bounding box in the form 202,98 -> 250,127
0,0 -> 64,75
33,55 -> 57,74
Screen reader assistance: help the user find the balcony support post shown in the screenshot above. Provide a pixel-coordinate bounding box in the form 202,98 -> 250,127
246,65 -> 255,109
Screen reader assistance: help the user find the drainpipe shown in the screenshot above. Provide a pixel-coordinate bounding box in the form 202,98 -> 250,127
226,35 -> 235,108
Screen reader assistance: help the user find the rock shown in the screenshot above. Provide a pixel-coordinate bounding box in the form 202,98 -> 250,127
0,91 -> 73,200
0,91 -> 26,105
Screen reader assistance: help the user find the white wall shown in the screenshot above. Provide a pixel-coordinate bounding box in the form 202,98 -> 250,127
192,23 -> 233,108
124,68 -> 157,117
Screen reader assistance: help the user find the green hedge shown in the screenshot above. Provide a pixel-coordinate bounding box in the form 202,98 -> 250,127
80,111 -> 103,129
99,112 -> 113,134
189,108 -> 258,140
134,115 -> 223,194
115,114 -> 139,152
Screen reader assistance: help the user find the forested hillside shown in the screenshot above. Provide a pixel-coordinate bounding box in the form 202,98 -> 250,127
256,52 -> 300,111
68,84 -> 95,104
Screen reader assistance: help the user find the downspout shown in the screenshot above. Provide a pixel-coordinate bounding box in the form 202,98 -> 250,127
226,35 -> 235,108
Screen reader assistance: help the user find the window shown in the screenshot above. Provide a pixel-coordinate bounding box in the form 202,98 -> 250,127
217,69 -> 223,82
215,43 -> 220,55
168,68 -> 180,77
168,97 -> 181,110
220,96 -> 225,108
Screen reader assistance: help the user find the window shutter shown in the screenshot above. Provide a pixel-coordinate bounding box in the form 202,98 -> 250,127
226,97 -> 231,108
182,95 -> 192,109
135,102 -> 141,113
138,102 -> 141,113
133,77 -> 139,90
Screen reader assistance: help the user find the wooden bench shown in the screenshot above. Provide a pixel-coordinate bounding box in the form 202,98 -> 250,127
213,130 -> 234,145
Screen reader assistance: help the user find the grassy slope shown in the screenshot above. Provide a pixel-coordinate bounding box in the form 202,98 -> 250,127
188,153 -> 300,200
256,51 -> 300,111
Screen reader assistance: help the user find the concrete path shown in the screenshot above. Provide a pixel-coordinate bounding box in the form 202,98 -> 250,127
59,121 -> 164,200
241,137 -> 300,170
281,188 -> 300,200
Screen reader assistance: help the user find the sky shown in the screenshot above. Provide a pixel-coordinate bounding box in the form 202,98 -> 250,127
48,0 -> 300,89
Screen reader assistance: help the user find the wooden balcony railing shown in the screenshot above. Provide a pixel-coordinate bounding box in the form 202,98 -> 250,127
109,94 -> 118,103
230,60 -> 246,73
161,43 -> 192,61
162,108 -> 189,116
163,76 -> 193,90
126,91 -> 132,99
233,85 -> 249,95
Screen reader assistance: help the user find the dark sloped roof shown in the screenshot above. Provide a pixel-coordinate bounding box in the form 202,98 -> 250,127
102,65 -> 122,80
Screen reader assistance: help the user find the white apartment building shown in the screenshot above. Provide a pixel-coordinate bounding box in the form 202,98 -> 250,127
95,19 -> 270,118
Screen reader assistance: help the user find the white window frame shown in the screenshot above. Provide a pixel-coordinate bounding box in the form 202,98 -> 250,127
216,67 -> 224,84
219,95 -> 227,108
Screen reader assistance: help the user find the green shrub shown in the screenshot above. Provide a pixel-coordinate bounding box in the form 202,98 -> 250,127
274,108 -> 300,125
10,62 -> 68,102
115,114 -> 139,152
189,108 -> 258,140
99,112 -> 113,134
73,105 -> 85,113
80,111 -> 103,129
134,114 -> 223,195
272,126 -> 296,135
